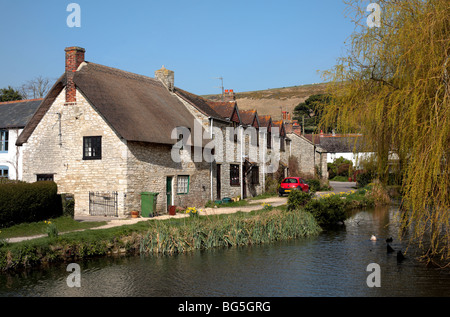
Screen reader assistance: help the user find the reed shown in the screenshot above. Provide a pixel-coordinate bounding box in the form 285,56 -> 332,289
139,209 -> 321,256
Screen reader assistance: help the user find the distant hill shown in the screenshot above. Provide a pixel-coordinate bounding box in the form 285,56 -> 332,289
202,83 -> 330,121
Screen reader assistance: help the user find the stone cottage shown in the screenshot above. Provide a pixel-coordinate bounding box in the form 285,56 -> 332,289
17,47 -> 212,217
284,122 -> 328,180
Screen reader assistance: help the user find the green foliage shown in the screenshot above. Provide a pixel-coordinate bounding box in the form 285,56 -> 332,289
304,195 -> 347,228
0,216 -> 106,239
0,208 -> 322,271
0,86 -> 23,102
305,179 -> 320,192
328,157 -> 353,179
293,94 -> 333,133
321,0 -> 450,262
44,221 -> 58,238
264,177 -> 279,194
140,208 -> 322,255
287,190 -> 313,211
356,170 -> 375,188
261,203 -> 273,211
61,194 -> 75,218
0,181 -> 62,228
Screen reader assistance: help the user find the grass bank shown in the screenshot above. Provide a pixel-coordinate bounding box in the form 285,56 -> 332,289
0,216 -> 107,239
0,208 -> 321,272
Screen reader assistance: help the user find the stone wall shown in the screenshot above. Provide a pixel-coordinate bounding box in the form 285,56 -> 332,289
125,141 -> 211,214
287,132 -> 325,179
174,95 -> 266,200
22,89 -> 129,216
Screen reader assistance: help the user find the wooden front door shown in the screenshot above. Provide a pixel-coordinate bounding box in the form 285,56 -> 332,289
166,176 -> 173,211
216,164 -> 221,200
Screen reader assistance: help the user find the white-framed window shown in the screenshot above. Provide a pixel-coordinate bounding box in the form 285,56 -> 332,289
0,130 -> 8,153
177,175 -> 190,194
0,166 -> 9,179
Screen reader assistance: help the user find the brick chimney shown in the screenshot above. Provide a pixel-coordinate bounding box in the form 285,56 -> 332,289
223,89 -> 235,102
155,65 -> 174,91
65,46 -> 85,103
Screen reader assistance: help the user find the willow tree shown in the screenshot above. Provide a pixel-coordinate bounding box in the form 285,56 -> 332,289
321,0 -> 449,265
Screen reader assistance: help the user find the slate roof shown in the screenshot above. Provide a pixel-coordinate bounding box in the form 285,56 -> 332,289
239,110 -> 259,127
258,115 -> 272,130
208,101 -> 239,123
17,62 -> 208,146
0,99 -> 42,129
303,134 -> 364,152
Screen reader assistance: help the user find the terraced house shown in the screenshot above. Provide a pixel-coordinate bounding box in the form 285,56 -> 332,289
16,47 -> 288,217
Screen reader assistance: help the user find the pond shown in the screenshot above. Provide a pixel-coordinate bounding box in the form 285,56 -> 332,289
1,204 -> 450,297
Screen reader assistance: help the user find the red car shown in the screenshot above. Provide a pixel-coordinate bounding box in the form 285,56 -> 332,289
278,177 -> 309,196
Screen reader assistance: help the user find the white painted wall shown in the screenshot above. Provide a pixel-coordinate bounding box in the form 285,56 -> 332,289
0,128 -> 24,180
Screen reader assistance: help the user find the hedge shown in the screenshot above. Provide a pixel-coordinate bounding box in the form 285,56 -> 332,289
0,181 -> 62,229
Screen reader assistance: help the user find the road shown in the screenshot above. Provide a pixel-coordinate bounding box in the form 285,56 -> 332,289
327,181 -> 357,194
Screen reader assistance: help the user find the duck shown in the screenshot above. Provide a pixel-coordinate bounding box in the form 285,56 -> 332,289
370,235 -> 377,241
397,251 -> 406,262
387,244 -> 395,253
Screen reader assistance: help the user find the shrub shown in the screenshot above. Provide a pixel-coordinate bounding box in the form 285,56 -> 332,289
61,194 -> 75,218
287,190 -> 313,211
365,180 -> 391,206
0,181 -> 62,228
337,163 -> 351,177
264,176 -> 280,194
304,195 -> 347,227
356,170 -> 375,188
306,179 -> 321,192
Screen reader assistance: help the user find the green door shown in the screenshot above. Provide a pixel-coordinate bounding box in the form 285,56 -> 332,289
166,176 -> 173,212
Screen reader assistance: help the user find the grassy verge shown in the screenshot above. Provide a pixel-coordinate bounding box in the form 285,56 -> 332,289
0,216 -> 107,239
0,207 -> 320,272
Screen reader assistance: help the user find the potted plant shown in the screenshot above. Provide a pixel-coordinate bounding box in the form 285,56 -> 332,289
131,210 -> 139,218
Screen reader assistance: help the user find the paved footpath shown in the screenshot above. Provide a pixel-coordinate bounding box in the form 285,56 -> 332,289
6,181 -> 357,243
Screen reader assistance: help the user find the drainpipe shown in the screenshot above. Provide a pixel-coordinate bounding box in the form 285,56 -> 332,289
240,124 -> 244,199
262,129 -> 265,193
210,118 -> 214,202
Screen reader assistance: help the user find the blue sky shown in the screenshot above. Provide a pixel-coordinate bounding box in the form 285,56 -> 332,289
0,0 -> 357,95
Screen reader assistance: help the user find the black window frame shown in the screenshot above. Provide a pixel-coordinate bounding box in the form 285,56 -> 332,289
83,136 -> 102,160
37,174 -> 54,182
230,164 -> 240,186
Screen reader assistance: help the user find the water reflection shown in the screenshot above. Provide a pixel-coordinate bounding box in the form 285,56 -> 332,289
2,204 -> 450,297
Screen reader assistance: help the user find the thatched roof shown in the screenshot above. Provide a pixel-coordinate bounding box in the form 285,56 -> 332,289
17,62 -> 208,146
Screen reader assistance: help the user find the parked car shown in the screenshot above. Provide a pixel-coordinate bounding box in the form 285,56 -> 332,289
278,177 -> 309,196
